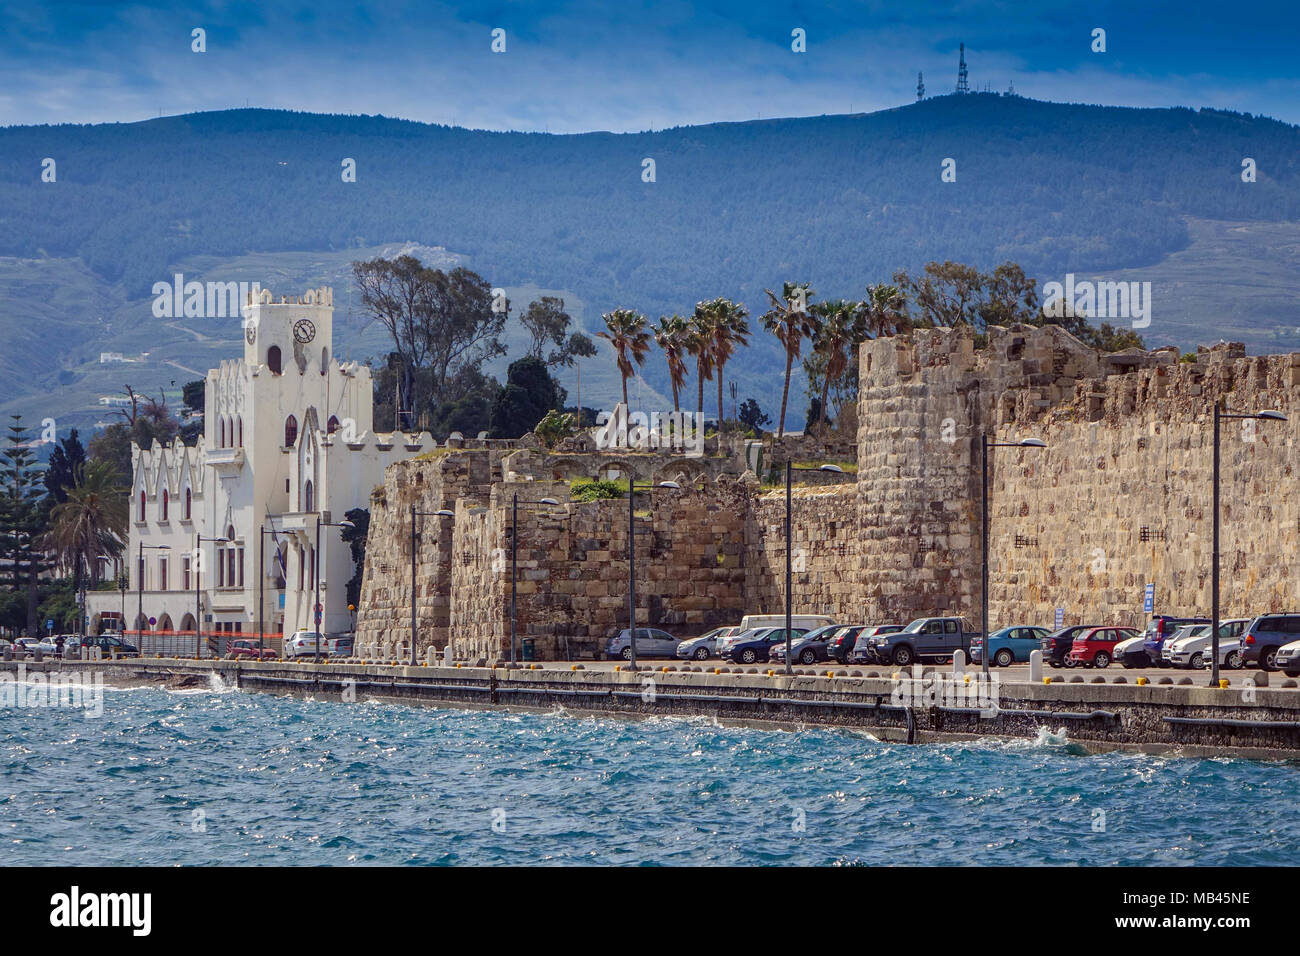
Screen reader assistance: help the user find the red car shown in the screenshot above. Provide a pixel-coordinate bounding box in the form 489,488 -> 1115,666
1068,627 -> 1139,668
226,639 -> 277,660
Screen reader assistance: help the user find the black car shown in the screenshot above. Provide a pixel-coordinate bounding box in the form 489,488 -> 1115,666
80,634 -> 140,658
1041,625 -> 1102,668
723,627 -> 806,665
823,625 -> 868,664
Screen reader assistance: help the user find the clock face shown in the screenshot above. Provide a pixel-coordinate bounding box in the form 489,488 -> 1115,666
245,324 -> 256,345
293,319 -> 316,344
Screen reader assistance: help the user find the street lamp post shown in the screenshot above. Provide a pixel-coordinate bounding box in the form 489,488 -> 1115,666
257,525 -> 284,659
1209,404 -> 1286,686
410,505 -> 454,666
510,494 -> 560,664
315,514 -> 355,664
136,542 -> 170,653
783,463 -> 844,673
194,533 -> 229,658
626,478 -> 681,670
980,434 -> 1046,680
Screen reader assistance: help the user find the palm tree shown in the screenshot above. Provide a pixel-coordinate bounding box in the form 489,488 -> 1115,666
761,281 -> 816,438
809,299 -> 867,433
652,314 -> 690,412
685,309 -> 715,420
697,297 -> 750,430
45,460 -> 128,622
862,283 -> 909,338
596,308 -> 652,408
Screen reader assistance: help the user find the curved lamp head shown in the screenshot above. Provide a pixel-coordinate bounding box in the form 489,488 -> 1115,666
435,509 -> 455,517
337,519 -> 355,528
658,480 -> 681,489
539,498 -> 560,506
819,464 -> 844,473
1018,438 -> 1047,448
1256,410 -> 1288,422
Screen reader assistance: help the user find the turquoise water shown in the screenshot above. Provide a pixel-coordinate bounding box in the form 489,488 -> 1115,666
2,677 -> 1297,866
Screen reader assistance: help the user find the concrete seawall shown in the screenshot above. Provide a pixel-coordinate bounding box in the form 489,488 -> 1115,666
6,658 -> 1300,760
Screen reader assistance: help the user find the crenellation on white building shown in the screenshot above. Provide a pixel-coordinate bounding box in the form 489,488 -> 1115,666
89,285 -> 436,652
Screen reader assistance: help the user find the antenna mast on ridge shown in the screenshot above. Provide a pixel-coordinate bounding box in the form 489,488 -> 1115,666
917,72 -> 925,100
957,43 -> 969,93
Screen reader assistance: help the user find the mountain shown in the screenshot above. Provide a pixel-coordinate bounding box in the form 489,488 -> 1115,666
2,93 -> 1299,435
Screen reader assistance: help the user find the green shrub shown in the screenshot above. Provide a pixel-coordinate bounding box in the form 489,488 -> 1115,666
570,478 -> 625,501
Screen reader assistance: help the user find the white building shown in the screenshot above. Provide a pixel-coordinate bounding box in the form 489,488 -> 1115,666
88,286 -> 434,650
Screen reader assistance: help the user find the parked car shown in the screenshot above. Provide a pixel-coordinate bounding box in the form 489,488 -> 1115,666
770,624 -> 850,665
870,617 -> 979,667
1240,613 -> 1300,671
79,634 -> 140,658
329,636 -> 354,658
1068,626 -> 1139,668
817,624 -> 868,665
1142,614 -> 1210,666
603,627 -> 680,661
1041,625 -> 1103,668
738,613 -> 834,633
1113,634 -> 1150,669
1164,619 -> 1248,669
723,627 -> 807,664
283,630 -> 328,659
227,638 -> 277,660
675,626 -> 739,661
970,625 -> 1050,667
848,624 -> 905,664
1273,639 -> 1300,677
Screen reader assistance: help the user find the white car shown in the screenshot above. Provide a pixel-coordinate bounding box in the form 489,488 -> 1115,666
283,630 -> 327,659
713,627 -> 768,658
1114,635 -> 1149,668
1272,639 -> 1300,677
1164,619 -> 1248,669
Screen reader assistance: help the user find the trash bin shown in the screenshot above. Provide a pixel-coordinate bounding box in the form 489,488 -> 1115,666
521,638 -> 535,662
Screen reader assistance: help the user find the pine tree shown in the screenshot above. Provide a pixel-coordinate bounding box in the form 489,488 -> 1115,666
0,415 -> 48,635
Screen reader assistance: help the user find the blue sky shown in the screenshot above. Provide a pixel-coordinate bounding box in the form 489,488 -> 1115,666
2,0 -> 1298,130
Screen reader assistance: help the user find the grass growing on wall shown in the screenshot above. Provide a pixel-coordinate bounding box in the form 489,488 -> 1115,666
570,478 -> 626,501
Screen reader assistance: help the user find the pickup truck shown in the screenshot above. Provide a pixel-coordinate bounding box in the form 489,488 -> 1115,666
866,617 -> 981,667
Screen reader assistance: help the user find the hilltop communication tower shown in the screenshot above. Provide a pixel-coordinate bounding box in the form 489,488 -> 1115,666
917,72 -> 925,100
957,43 -> 969,93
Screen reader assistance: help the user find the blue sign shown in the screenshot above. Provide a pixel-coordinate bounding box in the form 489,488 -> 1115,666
45,619 -> 54,632
1054,607 -> 1064,629
1143,583 -> 1155,614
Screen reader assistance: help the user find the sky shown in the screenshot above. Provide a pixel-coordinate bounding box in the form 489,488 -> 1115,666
1,0 -> 1298,131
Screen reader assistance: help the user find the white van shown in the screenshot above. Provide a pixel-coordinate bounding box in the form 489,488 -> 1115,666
738,614 -> 835,633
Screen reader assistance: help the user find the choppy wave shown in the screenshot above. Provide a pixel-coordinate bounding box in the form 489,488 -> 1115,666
1,687 -> 1297,866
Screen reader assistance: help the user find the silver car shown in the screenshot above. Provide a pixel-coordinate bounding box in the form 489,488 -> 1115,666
675,626 -> 738,661
604,627 -> 680,661
1164,619 -> 1248,669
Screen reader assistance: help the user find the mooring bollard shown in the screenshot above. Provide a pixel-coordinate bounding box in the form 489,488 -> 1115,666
443,644 -> 453,667
952,649 -> 966,676
394,642 -> 405,662
1029,649 -> 1043,683
425,646 -> 437,666
33,648 -> 43,663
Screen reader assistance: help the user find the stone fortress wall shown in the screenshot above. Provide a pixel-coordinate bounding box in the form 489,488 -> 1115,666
355,323 -> 1300,661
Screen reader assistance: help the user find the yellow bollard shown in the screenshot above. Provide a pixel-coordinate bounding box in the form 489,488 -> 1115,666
1219,679 -> 1229,689
1136,676 -> 1148,686
1043,677 -> 1052,684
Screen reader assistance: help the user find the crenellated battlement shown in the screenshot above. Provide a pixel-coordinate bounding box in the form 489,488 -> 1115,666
244,286 -> 333,307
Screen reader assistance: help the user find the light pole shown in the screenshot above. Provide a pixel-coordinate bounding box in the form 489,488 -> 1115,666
981,434 -> 1046,680
1209,404 -> 1286,686
626,478 -> 681,670
137,542 -> 169,651
410,505 -> 453,665
257,525 -> 283,659
194,533 -> 228,658
315,514 -> 355,664
783,462 -> 844,673
509,494 -> 560,664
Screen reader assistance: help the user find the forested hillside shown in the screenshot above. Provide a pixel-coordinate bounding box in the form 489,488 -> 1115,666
1,93 -> 1298,427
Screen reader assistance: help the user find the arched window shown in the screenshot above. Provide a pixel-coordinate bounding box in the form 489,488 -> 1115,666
161,488 -> 168,521
267,345 -> 282,375
184,487 -> 192,520
320,347 -> 329,375
237,417 -> 243,447
304,479 -> 314,514
327,415 -> 339,435
219,418 -> 226,447
138,490 -> 146,521
284,415 -> 298,447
